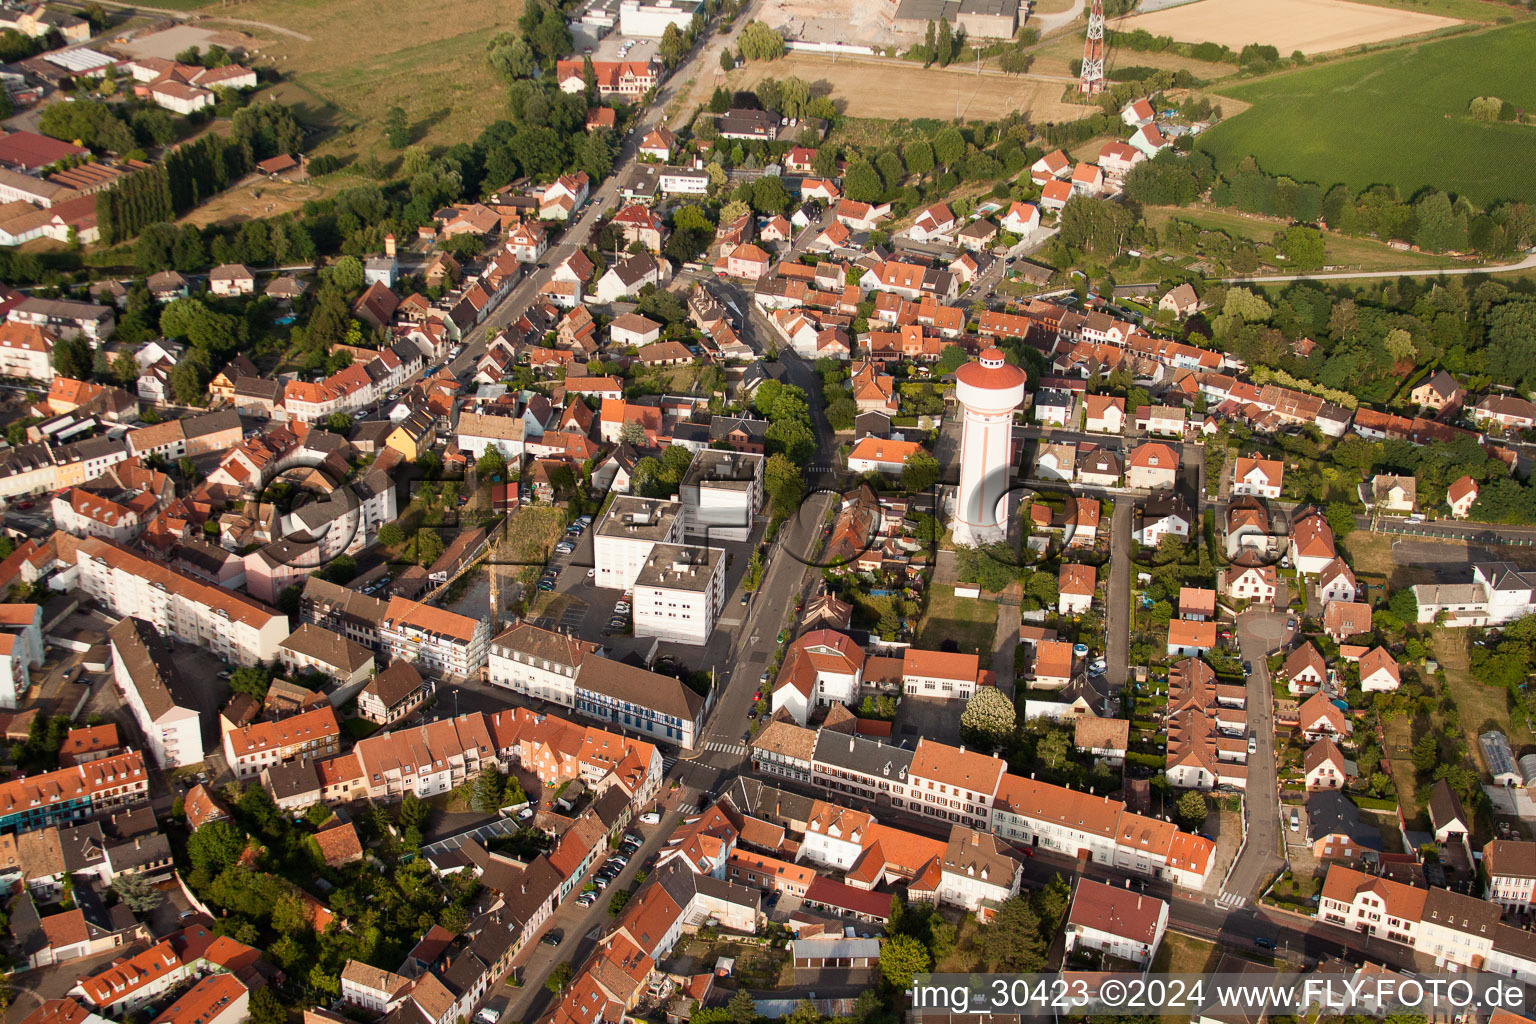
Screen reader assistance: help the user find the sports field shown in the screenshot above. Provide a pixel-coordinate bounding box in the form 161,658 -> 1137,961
730,53 -> 1092,123
1112,0 -> 1462,54
201,0 -> 522,164
1198,20 -> 1536,207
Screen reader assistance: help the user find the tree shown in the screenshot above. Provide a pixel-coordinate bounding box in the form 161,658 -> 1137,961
738,20 -> 784,61
901,450 -> 940,493
1389,587 -> 1417,623
981,895 -> 1047,972
228,666 -> 270,700
383,105 -> 410,149
270,889 -> 312,934
330,254 -> 365,292
1175,790 -> 1209,830
879,933 -> 931,989
486,33 -> 536,80
53,336 -> 92,379
377,522 -> 405,547
1325,501 -> 1357,539
843,160 -> 883,203
720,48 -> 735,72
477,444 -> 508,479
471,769 -> 506,813
248,989 -> 287,1024
1411,732 -> 1439,773
933,126 -> 965,167
111,871 -> 164,912
660,23 -> 688,66
935,16 -> 953,66
960,687 -> 1016,746
400,792 -> 431,833
727,990 -> 757,1024
546,962 -> 573,994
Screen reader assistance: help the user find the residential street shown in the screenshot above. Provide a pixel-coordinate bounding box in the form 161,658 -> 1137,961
1223,608 -> 1294,909
1104,498 -> 1131,691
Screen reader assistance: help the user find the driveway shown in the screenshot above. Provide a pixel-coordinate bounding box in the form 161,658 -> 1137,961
1221,607 -> 1294,908
1104,499 -> 1132,690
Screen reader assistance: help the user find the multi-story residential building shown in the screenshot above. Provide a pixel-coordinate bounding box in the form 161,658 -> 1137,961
1484,840 -> 1536,912
1317,866 -> 1424,945
938,826 -> 1022,918
0,321 -> 55,380
73,942 -> 187,1015
632,543 -> 725,646
222,705 -> 341,779
63,536 -> 289,666
679,450 -> 762,543
355,661 -> 430,726
278,623 -> 374,690
594,497 -> 684,591
901,648 -> 984,700
108,618 -> 203,769
379,598 -> 490,679
486,621 -> 707,748
300,576 -> 388,651
1231,455 -> 1283,499
149,974 -> 247,1024
762,722 -> 1220,889
1065,878 -> 1168,965
340,962 -> 412,1015
0,751 -> 148,834
575,657 -> 707,750
771,629 -> 866,726
0,602 -> 42,708
8,297 -> 114,344
486,622 -> 599,704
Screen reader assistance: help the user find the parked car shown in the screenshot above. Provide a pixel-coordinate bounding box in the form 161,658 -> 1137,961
575,891 -> 596,906
1255,937 -> 1276,950
540,930 -> 562,946
609,617 -> 628,629
1289,809 -> 1301,832
1248,734 -> 1258,755
639,811 -> 661,824
610,854 -> 629,867
475,1010 -> 499,1024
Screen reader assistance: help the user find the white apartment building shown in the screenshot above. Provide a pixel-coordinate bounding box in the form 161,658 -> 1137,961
0,603 -> 43,709
108,617 -> 204,769
594,496 -> 684,591
379,598 -> 489,679
632,543 -> 725,646
0,321 -> 54,380
66,536 -> 289,666
680,450 -> 763,543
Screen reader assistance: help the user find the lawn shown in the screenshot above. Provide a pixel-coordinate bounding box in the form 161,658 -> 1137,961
1143,205 -> 1464,273
1151,931 -> 1218,974
1343,0 -> 1529,20
1435,629 -> 1533,756
916,584 -> 999,657
203,0 -> 523,167
1198,21 -> 1536,208
1383,714 -> 1425,825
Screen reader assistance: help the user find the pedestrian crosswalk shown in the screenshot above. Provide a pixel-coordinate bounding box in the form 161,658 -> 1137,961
662,756 -> 678,773
1216,891 -> 1248,909
702,740 -> 748,756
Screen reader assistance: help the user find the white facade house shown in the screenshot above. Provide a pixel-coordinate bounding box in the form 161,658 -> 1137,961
952,349 -> 1026,547
632,543 -> 725,646
378,598 -> 489,679
1231,456 -> 1282,499
486,621 -> 597,705
594,496 -> 684,591
938,826 -> 1022,917
108,617 -> 204,769
680,450 -> 763,543
1065,878 -> 1168,966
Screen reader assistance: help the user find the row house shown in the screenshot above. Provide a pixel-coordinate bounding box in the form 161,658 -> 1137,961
223,705 -> 341,779
0,751 -> 148,834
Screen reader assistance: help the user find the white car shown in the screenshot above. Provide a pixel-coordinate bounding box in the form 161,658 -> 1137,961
639,810 -> 661,824
1248,734 -> 1258,755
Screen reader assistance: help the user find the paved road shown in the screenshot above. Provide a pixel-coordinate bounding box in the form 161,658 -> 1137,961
1032,0 -> 1087,36
1104,497 -> 1131,691
1223,249 -> 1536,284
1223,608 -> 1294,908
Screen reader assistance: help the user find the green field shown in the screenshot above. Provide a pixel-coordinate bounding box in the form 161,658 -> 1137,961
202,0 -> 523,165
1198,21 -> 1536,207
